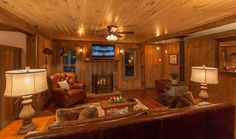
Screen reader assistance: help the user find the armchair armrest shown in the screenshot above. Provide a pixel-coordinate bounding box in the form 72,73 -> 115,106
52,88 -> 68,96
71,83 -> 86,89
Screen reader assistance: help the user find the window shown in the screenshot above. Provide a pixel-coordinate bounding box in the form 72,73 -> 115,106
63,50 -> 76,72
123,50 -> 136,79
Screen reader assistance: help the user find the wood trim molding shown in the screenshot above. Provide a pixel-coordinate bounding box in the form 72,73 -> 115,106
0,7 -> 36,34
144,14 -> 236,44
0,114 -> 18,129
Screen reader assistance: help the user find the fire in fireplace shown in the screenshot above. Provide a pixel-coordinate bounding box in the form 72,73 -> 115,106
92,73 -> 113,94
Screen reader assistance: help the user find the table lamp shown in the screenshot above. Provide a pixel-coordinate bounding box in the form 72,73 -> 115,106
4,68 -> 48,134
190,65 -> 218,103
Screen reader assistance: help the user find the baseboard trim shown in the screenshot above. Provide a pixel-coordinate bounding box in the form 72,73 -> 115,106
0,114 -> 18,129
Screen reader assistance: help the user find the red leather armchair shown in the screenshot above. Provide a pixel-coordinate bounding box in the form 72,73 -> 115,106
49,72 -> 86,107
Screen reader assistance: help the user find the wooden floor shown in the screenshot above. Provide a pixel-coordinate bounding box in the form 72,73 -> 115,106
38,89 -> 162,117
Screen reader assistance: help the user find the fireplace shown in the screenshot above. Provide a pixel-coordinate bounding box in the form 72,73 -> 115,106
92,73 -> 113,94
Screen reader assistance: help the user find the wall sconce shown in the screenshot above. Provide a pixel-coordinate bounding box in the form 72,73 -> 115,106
165,50 -> 168,54
119,48 -> 124,54
79,48 -> 83,54
156,47 -> 160,50
158,58 -> 162,62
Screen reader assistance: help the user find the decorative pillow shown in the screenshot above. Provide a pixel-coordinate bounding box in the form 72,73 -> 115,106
56,109 -> 80,122
56,107 -> 98,122
169,91 -> 195,108
57,80 -> 70,89
78,107 -> 98,120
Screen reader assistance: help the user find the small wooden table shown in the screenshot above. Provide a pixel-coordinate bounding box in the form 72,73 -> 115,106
100,100 -> 138,116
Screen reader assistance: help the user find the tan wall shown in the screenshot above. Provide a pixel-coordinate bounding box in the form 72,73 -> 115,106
0,31 -> 26,67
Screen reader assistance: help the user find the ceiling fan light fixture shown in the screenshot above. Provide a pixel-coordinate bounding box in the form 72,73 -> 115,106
106,34 -> 118,41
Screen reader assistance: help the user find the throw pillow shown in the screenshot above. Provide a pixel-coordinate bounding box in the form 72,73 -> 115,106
58,80 -> 70,89
169,91 -> 195,108
56,109 -> 80,122
78,107 -> 98,120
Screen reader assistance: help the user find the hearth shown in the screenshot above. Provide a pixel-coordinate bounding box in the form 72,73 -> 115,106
92,73 -> 113,93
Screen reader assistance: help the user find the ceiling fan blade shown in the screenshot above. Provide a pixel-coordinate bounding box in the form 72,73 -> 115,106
117,31 -> 135,34
107,25 -> 119,34
116,34 -> 123,38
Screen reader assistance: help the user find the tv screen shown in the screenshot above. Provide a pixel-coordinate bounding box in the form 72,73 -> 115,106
92,44 -> 115,57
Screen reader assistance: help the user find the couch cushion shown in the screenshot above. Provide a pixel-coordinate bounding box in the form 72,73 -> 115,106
68,89 -> 83,97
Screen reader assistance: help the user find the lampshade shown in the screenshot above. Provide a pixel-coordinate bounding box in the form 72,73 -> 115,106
191,66 -> 218,84
4,69 -> 48,97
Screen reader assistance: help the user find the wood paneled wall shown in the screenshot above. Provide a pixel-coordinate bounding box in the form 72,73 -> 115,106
159,36 -> 236,105
144,44 -> 162,88
26,34 -> 53,113
0,45 -> 21,128
26,34 -> 37,68
52,41 -> 142,90
184,37 -> 218,100
37,35 -> 54,74
160,42 -> 180,79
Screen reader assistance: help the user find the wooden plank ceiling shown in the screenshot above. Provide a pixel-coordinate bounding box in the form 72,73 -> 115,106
0,0 -> 236,43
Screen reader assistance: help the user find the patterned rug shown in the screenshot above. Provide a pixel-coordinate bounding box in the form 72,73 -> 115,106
76,98 -> 149,117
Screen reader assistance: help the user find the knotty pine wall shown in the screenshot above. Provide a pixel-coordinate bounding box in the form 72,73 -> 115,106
144,44 -> 162,88
26,34 -> 53,113
0,46 -> 22,128
159,36 -> 236,104
52,41 -> 143,90
184,37 -> 219,102
161,42 -> 180,79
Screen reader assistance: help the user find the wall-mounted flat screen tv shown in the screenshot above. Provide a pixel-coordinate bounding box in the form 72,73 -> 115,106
92,44 -> 115,57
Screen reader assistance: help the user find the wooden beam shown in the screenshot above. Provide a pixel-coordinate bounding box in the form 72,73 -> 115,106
144,14 -> 236,44
179,37 -> 185,81
0,6 -> 35,34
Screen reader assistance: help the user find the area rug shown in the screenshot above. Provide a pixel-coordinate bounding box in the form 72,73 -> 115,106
76,98 -> 149,117
86,90 -> 122,98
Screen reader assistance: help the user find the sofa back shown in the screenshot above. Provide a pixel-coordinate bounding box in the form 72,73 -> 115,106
49,72 -> 77,89
25,103 -> 235,139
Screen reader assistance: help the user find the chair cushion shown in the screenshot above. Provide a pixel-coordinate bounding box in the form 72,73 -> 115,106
68,89 -> 83,97
58,80 -> 70,89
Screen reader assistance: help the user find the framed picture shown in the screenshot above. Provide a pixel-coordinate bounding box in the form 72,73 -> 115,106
168,54 -> 178,65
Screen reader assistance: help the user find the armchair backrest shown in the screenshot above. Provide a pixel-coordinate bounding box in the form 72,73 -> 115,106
49,72 -> 77,89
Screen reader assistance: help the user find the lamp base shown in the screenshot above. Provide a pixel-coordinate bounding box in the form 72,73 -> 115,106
18,95 -> 36,135
18,119 -> 36,135
199,84 -> 209,102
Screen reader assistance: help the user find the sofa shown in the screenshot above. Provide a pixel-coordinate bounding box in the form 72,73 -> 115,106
25,103 -> 235,139
49,72 -> 86,107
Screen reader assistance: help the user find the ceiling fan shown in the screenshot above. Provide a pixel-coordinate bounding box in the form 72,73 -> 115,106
106,25 -> 135,41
